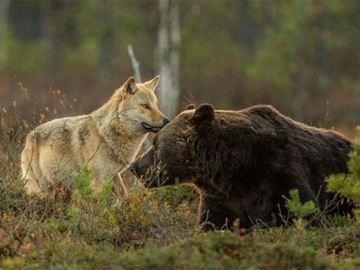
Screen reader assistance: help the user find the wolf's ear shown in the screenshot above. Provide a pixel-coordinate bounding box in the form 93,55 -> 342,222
123,76 -> 137,95
144,75 -> 160,91
190,103 -> 215,128
185,104 -> 196,110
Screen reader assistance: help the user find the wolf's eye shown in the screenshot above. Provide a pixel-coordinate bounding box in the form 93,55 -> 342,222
141,104 -> 151,110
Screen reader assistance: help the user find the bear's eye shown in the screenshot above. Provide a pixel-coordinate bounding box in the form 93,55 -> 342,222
141,104 -> 151,110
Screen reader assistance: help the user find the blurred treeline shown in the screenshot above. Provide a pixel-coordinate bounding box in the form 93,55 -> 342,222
0,0 -> 359,133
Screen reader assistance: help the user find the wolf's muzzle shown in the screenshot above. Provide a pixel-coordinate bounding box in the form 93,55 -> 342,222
141,117 -> 169,133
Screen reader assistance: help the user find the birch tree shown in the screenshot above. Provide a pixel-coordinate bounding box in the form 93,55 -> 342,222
157,0 -> 180,118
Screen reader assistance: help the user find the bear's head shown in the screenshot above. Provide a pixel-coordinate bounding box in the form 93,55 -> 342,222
129,103 -> 217,188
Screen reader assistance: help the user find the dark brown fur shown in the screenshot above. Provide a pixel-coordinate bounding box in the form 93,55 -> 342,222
130,104 -> 353,230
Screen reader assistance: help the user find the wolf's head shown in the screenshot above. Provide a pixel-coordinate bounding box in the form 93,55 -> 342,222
115,76 -> 169,133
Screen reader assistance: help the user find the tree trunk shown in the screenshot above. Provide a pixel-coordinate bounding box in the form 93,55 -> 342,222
157,0 -> 180,119
42,0 -> 58,74
97,0 -> 114,89
0,0 -> 10,66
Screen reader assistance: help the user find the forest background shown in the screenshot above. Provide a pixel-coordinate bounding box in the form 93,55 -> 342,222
0,0 -> 358,136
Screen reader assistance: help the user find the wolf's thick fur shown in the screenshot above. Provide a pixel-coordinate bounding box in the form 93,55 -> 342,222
21,76 -> 168,198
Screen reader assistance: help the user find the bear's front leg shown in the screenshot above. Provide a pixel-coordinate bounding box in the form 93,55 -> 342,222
198,196 -> 237,231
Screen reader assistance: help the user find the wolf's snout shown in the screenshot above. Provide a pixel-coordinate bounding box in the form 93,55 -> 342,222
141,117 -> 168,133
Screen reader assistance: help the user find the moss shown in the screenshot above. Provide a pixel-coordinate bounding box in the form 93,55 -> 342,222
2,232 -> 348,270
1,173 -> 360,270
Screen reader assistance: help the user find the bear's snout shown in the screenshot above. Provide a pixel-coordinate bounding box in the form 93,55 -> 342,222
128,163 -> 137,176
128,159 -> 146,180
128,147 -> 156,181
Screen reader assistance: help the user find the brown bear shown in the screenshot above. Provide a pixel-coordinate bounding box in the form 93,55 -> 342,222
129,104 -> 353,230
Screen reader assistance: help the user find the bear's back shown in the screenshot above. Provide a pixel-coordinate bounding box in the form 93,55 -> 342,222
240,104 -> 351,171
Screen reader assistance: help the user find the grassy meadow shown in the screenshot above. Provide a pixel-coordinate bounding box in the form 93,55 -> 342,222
0,92 -> 359,270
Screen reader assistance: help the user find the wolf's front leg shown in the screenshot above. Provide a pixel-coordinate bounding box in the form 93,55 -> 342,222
113,174 -> 129,200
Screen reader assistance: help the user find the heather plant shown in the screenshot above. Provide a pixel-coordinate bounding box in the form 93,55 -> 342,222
64,167 -> 197,249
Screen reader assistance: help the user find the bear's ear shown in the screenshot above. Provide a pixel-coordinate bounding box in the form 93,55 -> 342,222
190,103 -> 215,127
185,104 -> 196,110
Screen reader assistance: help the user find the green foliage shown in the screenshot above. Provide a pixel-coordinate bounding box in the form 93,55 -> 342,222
327,127 -> 360,220
6,227 -> 360,269
2,30 -> 46,73
155,185 -> 198,208
72,168 -> 93,201
348,127 -> 360,180
284,189 -> 318,232
285,189 -> 317,219
1,0 -> 359,126
98,179 -> 114,207
113,232 -> 335,270
3,173 -> 360,269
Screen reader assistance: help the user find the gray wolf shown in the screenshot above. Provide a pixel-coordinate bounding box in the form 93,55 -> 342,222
21,76 -> 168,199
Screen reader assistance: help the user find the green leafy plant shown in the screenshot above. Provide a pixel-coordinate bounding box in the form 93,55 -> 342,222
284,189 -> 317,232
97,179 -> 114,207
285,189 -> 318,219
72,168 -> 93,201
327,127 -> 360,220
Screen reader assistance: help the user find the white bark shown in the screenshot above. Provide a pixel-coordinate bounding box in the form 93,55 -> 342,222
157,0 -> 180,118
127,45 -> 142,82
0,0 -> 10,66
